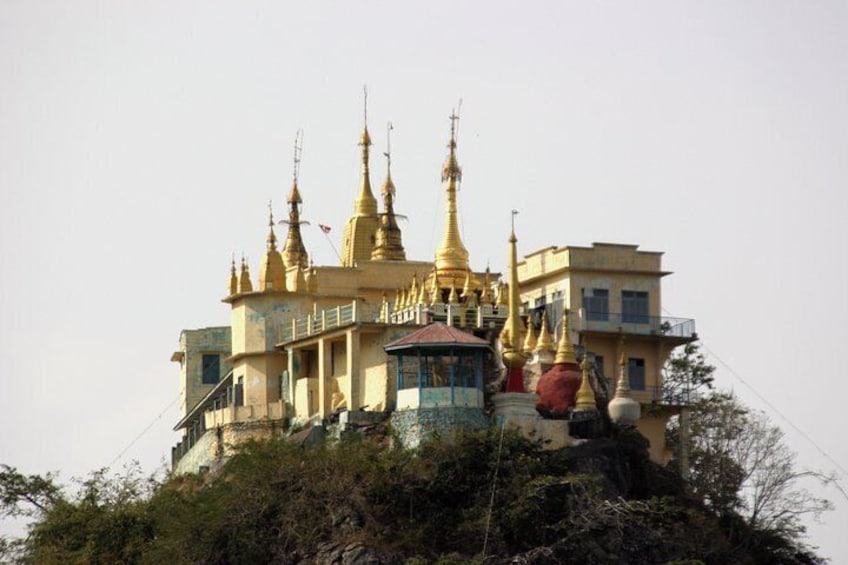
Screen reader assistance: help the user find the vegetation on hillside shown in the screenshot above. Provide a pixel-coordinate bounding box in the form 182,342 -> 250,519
0,343 -> 832,564
1,428 -> 826,564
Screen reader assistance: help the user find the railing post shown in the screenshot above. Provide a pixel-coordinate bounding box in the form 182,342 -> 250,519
322,309 -> 326,331
291,318 -> 297,340
352,299 -> 358,321
307,314 -> 313,336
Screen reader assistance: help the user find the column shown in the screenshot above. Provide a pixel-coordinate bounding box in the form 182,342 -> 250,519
317,338 -> 332,418
345,329 -> 361,411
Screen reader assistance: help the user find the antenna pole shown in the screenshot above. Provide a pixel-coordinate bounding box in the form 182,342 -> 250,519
363,85 -> 368,126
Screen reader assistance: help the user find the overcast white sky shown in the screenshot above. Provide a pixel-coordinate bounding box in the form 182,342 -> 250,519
2,1 -> 847,560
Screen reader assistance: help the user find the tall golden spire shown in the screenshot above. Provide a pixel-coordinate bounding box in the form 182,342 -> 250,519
341,88 -> 381,266
259,203 -> 287,291
282,132 -> 309,269
434,108 -> 470,279
501,212 -> 527,392
372,122 -> 406,261
353,88 -> 377,218
554,308 -> 578,364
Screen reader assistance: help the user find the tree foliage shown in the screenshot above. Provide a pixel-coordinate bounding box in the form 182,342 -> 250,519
682,392 -> 833,539
662,341 -> 715,403
0,428 -> 830,564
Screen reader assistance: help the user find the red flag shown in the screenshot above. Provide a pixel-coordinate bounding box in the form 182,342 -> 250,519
319,224 -> 332,234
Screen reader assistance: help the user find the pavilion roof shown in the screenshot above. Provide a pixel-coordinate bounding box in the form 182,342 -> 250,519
384,322 -> 491,353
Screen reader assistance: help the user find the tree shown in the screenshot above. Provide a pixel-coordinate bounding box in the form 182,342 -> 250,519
662,341 -> 715,404
0,464 -> 62,518
683,392 -> 832,540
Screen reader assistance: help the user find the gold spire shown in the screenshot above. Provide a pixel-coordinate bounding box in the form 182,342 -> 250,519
417,277 -> 428,304
341,92 -> 380,266
394,287 -> 402,310
535,311 -> 554,352
574,344 -> 597,412
429,269 -> 441,305
229,255 -> 238,296
462,270 -> 478,307
499,215 -> 527,368
480,266 -> 494,305
522,318 -> 537,354
616,346 -> 632,395
266,203 -> 278,251
554,309 -> 578,364
434,109 -> 470,278
259,203 -> 287,291
282,134 -> 309,269
353,93 -> 377,217
448,278 -> 459,304
372,122 -> 406,261
238,256 -> 253,293
496,281 -> 509,307
409,273 -> 419,306
500,218 -> 528,394
379,292 -> 388,323
282,187 -> 309,269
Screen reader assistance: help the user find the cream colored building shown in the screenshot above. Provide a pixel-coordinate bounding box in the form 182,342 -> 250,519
171,112 -> 696,474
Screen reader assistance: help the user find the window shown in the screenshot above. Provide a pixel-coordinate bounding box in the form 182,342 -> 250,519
234,376 -> 244,407
201,354 -> 220,384
628,358 -> 645,390
622,290 -> 649,323
582,288 -> 609,321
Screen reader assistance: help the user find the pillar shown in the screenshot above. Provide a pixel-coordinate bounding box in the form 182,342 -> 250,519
345,329 -> 361,411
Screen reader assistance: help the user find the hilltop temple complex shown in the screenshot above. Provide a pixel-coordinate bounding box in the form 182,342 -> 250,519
170,110 -> 698,474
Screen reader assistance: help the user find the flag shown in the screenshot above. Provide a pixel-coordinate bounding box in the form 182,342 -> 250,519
319,224 -> 332,234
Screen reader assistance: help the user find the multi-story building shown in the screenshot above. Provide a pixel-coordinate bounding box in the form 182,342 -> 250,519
170,112 -> 696,474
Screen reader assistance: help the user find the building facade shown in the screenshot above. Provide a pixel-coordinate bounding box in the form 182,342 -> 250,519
170,112 -> 696,474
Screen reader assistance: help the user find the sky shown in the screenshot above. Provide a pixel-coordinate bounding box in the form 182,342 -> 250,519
1,0 -> 847,560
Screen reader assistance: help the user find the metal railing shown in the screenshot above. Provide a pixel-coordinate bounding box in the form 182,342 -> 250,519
578,311 -> 696,339
278,301 -> 365,344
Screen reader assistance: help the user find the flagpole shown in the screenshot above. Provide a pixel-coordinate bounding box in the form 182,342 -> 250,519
318,224 -> 343,264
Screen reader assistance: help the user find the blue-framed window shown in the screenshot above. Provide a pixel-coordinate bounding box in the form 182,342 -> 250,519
628,358 -> 645,390
622,290 -> 649,323
201,354 -> 220,384
582,288 -> 609,321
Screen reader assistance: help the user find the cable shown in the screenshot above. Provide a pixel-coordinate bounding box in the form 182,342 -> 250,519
106,392 -> 181,470
699,343 -> 848,480
661,308 -> 848,487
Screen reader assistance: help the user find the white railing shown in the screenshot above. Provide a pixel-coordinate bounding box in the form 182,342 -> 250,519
278,301 -> 360,343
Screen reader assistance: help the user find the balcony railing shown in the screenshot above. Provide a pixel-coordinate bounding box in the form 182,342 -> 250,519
278,301 -> 365,344
624,385 -> 701,406
577,310 -> 696,340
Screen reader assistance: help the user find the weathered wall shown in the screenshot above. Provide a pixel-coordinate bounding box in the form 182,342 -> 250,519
178,327 -> 232,418
390,407 -> 489,448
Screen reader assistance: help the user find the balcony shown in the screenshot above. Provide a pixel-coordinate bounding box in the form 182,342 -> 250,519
576,310 -> 696,341
277,301 -> 365,344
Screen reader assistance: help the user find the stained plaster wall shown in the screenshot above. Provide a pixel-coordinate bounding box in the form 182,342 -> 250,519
178,327 -> 232,418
